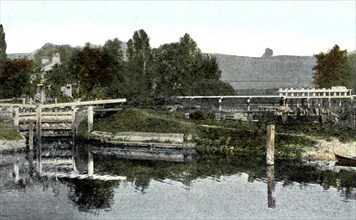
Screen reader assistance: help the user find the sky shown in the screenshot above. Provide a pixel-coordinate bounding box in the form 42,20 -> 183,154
0,1 -> 355,57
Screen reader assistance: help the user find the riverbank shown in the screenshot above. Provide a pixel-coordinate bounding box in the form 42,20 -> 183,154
0,120 -> 26,152
302,136 -> 356,161
80,108 -> 356,163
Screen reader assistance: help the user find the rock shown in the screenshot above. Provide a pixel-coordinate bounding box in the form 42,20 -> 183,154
262,48 -> 273,58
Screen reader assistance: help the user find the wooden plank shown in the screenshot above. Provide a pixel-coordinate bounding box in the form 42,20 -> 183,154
0,103 -> 36,108
41,99 -> 126,108
41,172 -> 127,181
94,108 -> 122,112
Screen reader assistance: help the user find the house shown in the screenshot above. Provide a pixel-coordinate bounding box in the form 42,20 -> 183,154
40,52 -> 61,72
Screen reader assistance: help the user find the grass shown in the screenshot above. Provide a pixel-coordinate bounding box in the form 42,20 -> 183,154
92,108 -> 194,134
0,120 -> 22,140
79,108 -> 355,162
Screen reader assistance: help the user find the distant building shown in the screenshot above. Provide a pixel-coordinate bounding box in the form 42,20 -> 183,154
278,86 -> 353,99
35,52 -> 72,102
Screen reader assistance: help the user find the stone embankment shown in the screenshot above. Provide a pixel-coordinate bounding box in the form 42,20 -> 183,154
91,131 -> 192,144
0,138 -> 26,152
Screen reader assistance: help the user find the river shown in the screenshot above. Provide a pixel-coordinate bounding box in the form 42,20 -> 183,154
0,139 -> 355,219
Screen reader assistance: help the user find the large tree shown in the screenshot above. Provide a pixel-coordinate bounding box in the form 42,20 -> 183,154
126,29 -> 152,98
0,58 -> 33,98
70,43 -> 115,99
151,33 -> 234,96
313,44 -> 349,88
0,25 -> 7,79
103,38 -> 129,98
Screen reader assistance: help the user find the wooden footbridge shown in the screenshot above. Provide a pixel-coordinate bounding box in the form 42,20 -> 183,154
0,99 -> 126,141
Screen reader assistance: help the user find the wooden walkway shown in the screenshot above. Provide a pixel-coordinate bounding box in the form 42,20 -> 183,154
0,99 -> 126,139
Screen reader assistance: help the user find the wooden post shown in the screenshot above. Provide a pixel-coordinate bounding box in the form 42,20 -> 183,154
28,150 -> 34,177
28,122 -> 34,150
36,106 -> 42,176
88,150 -> 94,176
266,124 -> 275,165
88,106 -> 94,133
267,165 -> 276,208
13,107 -> 19,129
12,156 -> 19,183
36,106 -> 42,138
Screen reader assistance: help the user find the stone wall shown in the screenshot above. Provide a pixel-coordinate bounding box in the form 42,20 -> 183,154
0,139 -> 26,152
91,131 -> 192,143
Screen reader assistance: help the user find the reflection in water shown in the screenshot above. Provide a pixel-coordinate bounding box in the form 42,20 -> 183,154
267,165 -> 276,208
1,139 -> 355,217
67,179 -> 118,212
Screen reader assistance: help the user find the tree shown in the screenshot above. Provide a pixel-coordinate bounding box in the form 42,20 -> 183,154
103,38 -> 129,98
126,30 -> 152,99
150,33 -> 234,96
0,25 -> 7,79
70,43 -> 115,99
313,44 -> 349,88
44,64 -> 77,101
0,58 -> 33,98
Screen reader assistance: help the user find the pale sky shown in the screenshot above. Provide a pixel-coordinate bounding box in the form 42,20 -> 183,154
0,1 -> 355,57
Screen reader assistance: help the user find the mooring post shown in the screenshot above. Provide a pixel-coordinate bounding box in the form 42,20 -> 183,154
88,150 -> 94,176
13,107 -> 19,129
36,106 -> 42,176
28,122 -> 34,150
36,106 -> 42,138
12,156 -> 19,183
88,106 -> 94,134
266,124 -> 275,165
267,165 -> 276,208
218,98 -> 222,111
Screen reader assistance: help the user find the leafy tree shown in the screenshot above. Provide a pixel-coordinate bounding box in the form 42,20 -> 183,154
126,29 -> 152,99
69,43 -> 115,99
44,64 -> 78,101
0,58 -> 33,98
103,38 -> 129,98
0,25 -> 7,79
339,53 -> 356,92
151,33 -> 234,96
313,44 -> 349,88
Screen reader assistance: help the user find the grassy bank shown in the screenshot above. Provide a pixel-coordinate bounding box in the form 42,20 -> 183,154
77,108 -> 356,162
0,120 -> 22,140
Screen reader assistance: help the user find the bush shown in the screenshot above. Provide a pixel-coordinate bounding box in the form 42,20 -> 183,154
189,110 -> 206,120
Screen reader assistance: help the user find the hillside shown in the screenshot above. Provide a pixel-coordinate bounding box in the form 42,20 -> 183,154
8,44 -> 318,91
212,53 -> 316,91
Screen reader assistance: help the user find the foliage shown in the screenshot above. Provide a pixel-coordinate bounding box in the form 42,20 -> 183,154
126,29 -> 152,99
189,110 -> 206,120
70,43 -> 115,99
0,25 -> 6,78
151,34 -> 234,96
313,44 -> 350,88
44,64 -> 78,101
5,29 -> 235,102
0,58 -> 34,98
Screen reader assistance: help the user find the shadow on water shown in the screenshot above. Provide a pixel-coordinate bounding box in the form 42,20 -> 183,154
1,138 -> 355,214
